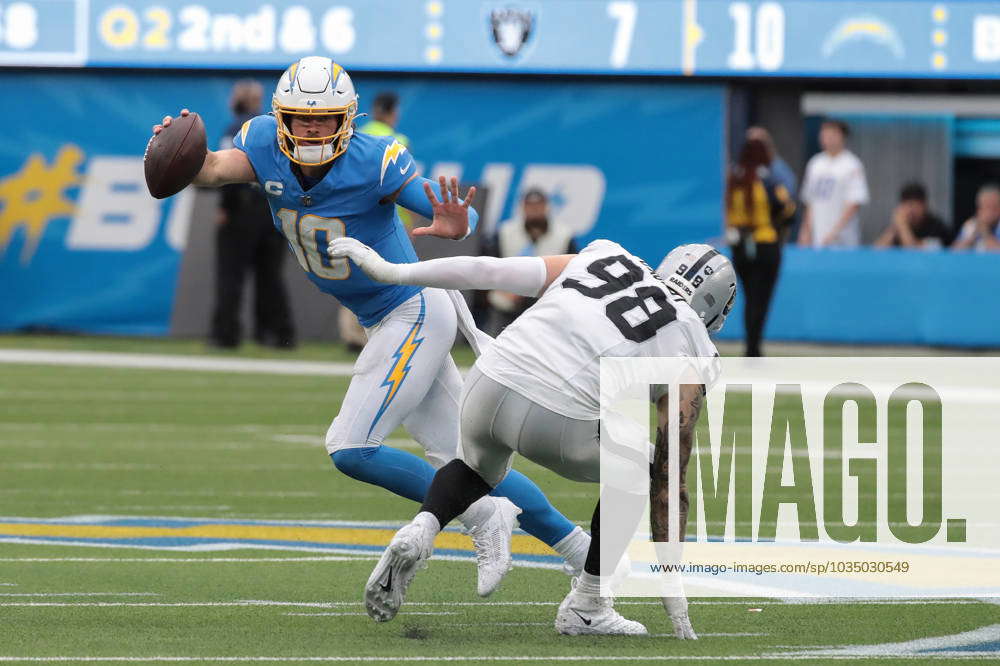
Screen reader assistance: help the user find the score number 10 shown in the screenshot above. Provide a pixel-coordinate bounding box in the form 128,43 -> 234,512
604,1 -> 784,72
727,2 -> 785,71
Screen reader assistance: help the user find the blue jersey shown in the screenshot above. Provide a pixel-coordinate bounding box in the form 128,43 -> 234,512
233,114 -> 421,327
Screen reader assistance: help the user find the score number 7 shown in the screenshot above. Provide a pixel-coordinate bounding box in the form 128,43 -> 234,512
607,1 -> 637,69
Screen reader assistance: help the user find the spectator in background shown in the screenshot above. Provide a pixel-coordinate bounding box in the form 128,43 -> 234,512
725,138 -> 796,357
359,91 -> 410,147
211,80 -> 295,349
874,182 -> 951,249
337,92 -> 412,352
747,126 -> 797,199
952,184 -> 1000,252
488,189 -> 576,334
798,119 -> 869,248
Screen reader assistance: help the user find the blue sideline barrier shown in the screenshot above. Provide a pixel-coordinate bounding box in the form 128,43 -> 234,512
715,247 -> 999,348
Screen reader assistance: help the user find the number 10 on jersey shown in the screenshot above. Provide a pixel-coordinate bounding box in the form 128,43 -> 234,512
276,208 -> 350,280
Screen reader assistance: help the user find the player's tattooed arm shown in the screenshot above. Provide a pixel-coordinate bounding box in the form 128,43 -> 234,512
650,384 -> 703,543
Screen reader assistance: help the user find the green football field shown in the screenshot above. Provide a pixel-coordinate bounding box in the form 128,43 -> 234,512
1,336 -> 998,664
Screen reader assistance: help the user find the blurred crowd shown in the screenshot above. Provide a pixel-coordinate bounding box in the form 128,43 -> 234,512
732,119 -> 1000,254
724,118 -> 1000,356
209,85 -> 999,356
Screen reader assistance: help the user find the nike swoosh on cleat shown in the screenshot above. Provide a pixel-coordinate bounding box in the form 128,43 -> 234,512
380,569 -> 392,592
571,609 -> 592,626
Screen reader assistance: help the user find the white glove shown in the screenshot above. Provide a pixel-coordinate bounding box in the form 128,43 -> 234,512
327,237 -> 402,283
662,596 -> 698,640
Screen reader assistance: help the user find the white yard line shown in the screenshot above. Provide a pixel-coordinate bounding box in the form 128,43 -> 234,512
246,599 -> 988,607
0,603 -> 277,607
0,538 -> 416,558
790,623 -> 1000,657
90,506 -> 234,512
451,622 -> 552,627
0,593 -> 157,598
0,350 -> 355,376
450,625 -> 762,636
0,515 -> 412,526
0,557 -> 375,563
0,599 -> 984,609
0,655 -> 993,662
647,633 -> 767,638
2,463 -> 316,472
284,612 -> 458,617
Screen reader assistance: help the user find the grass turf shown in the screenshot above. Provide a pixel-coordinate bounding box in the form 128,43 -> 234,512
0,340 -> 997,663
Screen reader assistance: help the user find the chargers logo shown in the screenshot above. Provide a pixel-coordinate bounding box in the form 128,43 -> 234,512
379,140 -> 409,186
489,7 -> 535,58
822,15 -> 905,59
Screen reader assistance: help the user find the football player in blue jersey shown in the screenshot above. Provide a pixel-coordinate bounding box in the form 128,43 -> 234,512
151,56 -> 590,595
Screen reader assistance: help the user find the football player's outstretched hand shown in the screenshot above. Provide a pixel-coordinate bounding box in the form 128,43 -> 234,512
414,176 -> 476,240
152,108 -> 190,135
662,597 -> 698,640
328,238 -> 401,283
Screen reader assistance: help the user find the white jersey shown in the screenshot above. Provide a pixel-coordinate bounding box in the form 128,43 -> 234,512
476,240 -> 719,420
801,149 -> 869,247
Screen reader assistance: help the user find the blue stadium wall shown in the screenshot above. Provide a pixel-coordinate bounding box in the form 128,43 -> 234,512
1,69 -> 998,347
0,70 -> 724,336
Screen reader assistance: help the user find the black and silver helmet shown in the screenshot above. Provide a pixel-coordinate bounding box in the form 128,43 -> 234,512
656,244 -> 737,333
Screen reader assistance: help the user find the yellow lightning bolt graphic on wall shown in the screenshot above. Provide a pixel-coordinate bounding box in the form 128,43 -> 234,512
379,140 -> 409,187
0,145 -> 84,264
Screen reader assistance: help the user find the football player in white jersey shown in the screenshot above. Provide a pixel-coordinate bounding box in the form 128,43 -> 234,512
329,237 -> 735,638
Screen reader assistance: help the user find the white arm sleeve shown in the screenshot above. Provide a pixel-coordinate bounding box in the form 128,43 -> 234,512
394,255 -> 548,297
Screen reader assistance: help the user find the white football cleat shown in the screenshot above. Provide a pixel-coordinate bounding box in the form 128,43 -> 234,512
465,498 -> 521,597
555,583 -> 648,636
662,596 -> 698,640
364,520 -> 435,622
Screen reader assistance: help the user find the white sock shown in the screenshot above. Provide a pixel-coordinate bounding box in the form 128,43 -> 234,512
576,571 -> 602,597
552,526 -> 589,564
413,511 -> 441,535
457,496 -> 497,531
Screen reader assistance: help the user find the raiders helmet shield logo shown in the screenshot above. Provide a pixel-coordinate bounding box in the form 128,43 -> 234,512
490,8 -> 534,58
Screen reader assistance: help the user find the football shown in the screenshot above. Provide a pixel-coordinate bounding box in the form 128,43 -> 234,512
143,111 -> 207,199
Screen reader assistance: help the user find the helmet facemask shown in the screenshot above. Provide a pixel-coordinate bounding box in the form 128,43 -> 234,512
656,244 -> 738,334
704,287 -> 736,333
274,103 -> 357,167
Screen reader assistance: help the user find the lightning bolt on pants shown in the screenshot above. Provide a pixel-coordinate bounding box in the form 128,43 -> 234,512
326,289 -> 457,459
326,288 -> 578,547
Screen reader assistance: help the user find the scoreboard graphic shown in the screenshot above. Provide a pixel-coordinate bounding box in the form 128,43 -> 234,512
1,0 -> 999,78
